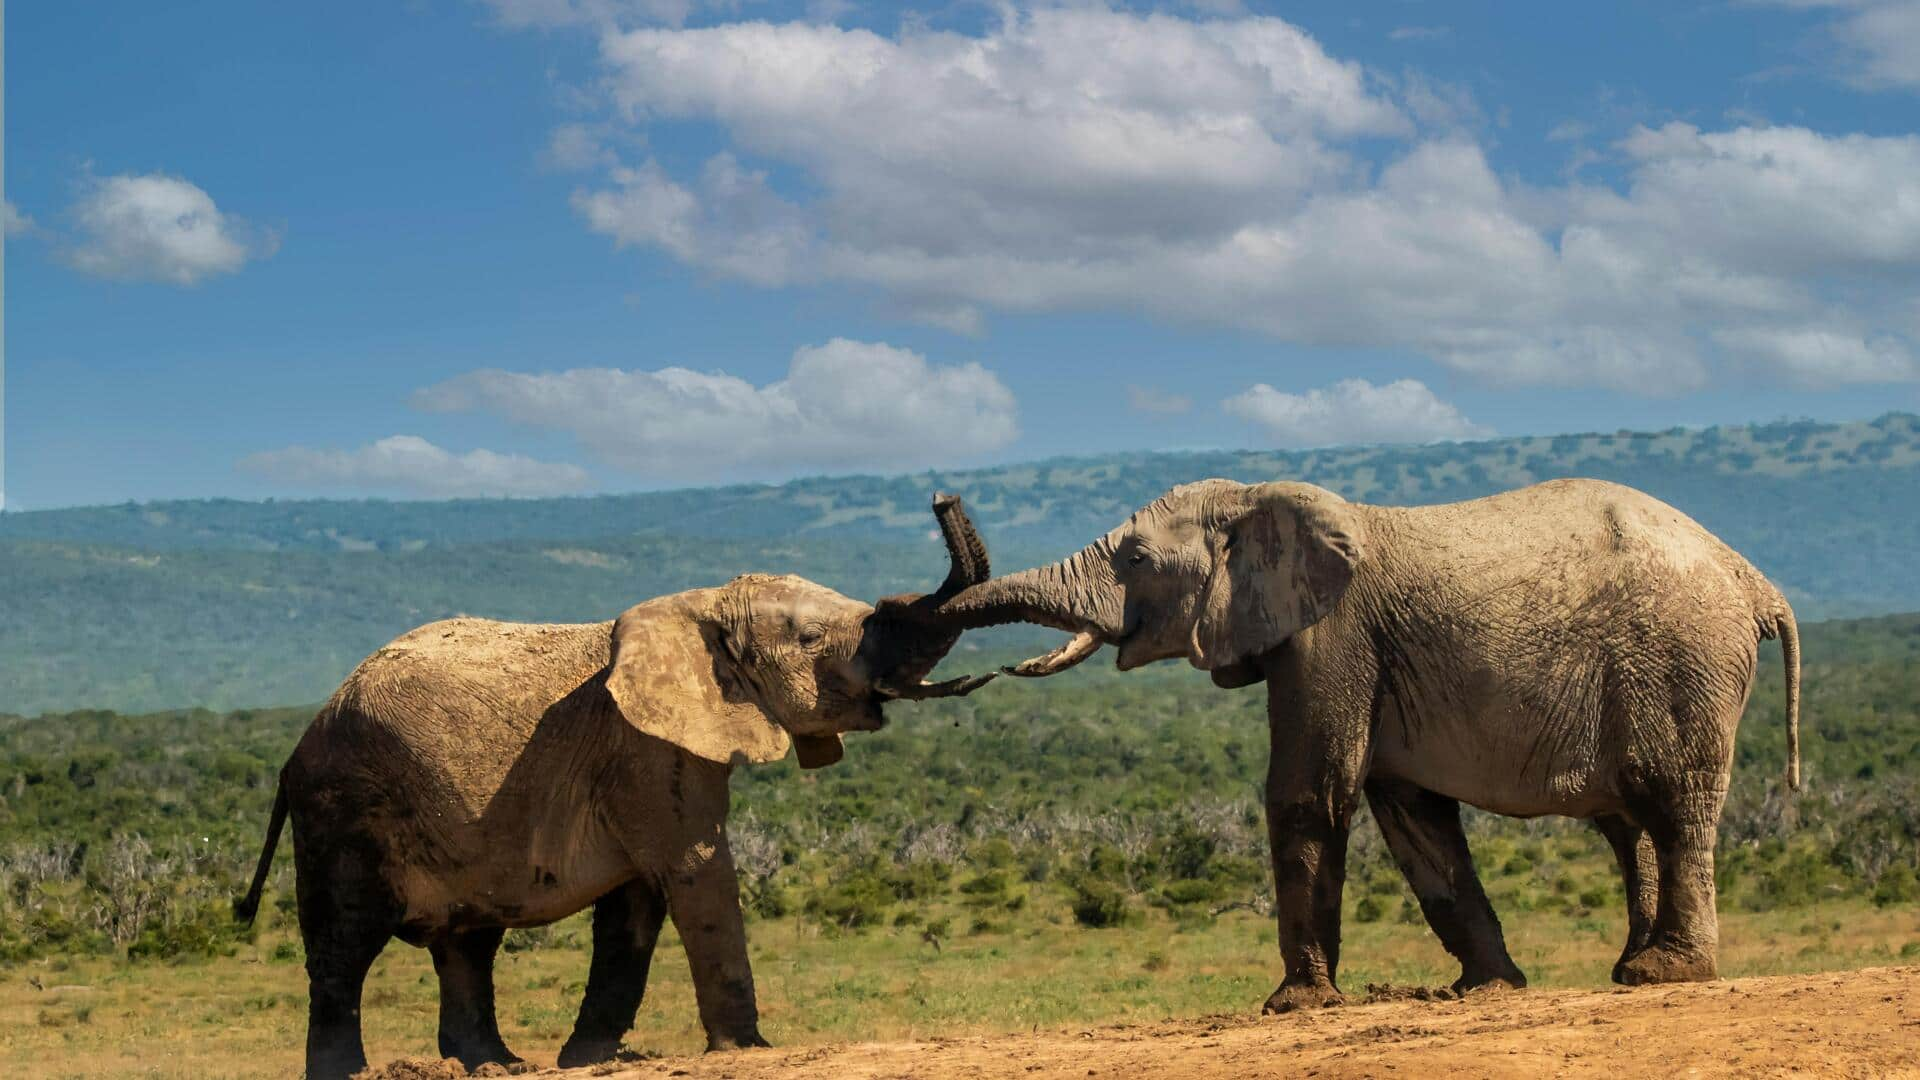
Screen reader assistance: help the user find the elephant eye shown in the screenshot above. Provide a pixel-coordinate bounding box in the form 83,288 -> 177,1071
797,625 -> 826,647
1128,553 -> 1146,566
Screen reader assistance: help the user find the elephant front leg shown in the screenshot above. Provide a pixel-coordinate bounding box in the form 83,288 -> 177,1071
1592,814 -> 1659,984
559,879 -> 669,1067
1367,779 -> 1526,993
1260,693 -> 1367,1014
667,839 -> 770,1051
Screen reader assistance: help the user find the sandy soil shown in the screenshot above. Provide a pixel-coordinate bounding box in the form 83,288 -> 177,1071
363,965 -> 1920,1080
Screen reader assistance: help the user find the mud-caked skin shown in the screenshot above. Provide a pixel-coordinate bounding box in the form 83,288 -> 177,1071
934,478 -> 1802,1009
236,559 -> 996,1080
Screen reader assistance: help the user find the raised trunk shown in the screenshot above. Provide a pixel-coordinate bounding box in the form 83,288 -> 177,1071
860,494 -> 999,699
929,536 -> 1125,639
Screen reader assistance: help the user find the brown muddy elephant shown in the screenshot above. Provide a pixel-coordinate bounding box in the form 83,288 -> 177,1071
234,497 -> 995,1080
931,478 -> 1800,1009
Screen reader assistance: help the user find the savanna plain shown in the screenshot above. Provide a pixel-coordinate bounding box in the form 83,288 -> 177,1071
4,612 -> 1920,1076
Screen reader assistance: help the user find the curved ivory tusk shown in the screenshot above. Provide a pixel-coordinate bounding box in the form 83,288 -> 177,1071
1002,631 -> 1102,678
874,671 -> 999,700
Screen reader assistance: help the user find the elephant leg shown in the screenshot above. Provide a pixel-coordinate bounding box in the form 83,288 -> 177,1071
1366,779 -> 1526,993
1260,681 -> 1367,1014
1617,780 -> 1725,985
558,879 -> 669,1067
667,838 -> 769,1051
296,834 -> 398,1080
430,926 -> 517,1068
1593,813 -> 1659,984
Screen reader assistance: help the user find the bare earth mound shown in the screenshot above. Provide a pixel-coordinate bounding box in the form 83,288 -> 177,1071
525,966 -> 1920,1079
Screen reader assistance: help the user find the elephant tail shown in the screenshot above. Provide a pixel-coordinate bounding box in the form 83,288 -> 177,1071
233,768 -> 290,925
1758,593 -> 1801,792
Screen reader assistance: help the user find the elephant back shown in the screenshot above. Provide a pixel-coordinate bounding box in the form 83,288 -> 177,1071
302,618 -> 618,825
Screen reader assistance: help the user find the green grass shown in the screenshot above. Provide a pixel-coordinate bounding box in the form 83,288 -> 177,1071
5,897 -> 1915,1079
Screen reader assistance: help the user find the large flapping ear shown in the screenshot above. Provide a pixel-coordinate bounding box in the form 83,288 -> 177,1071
606,592 -> 792,766
1191,484 -> 1362,672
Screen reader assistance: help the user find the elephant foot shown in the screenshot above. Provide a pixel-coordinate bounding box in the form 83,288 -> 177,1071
439,1038 -> 523,1074
1615,942 -> 1717,986
1262,980 -> 1346,1014
705,1029 -> 772,1052
556,1035 -> 624,1068
1451,968 -> 1526,995
467,1062 -> 539,1077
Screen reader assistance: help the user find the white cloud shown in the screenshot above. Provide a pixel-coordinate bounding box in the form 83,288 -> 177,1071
1223,379 -> 1492,448
530,11 -> 1920,393
64,172 -> 271,285
3,201 -> 32,236
1715,326 -> 1920,383
543,123 -> 619,171
1769,0 -> 1920,90
1127,385 -> 1194,415
241,436 -> 590,497
414,339 -> 1018,478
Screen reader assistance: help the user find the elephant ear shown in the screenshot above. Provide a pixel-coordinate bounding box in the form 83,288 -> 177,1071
606,593 -> 792,766
1191,484 -> 1362,672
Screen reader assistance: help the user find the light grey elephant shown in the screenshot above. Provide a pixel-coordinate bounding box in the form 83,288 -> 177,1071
931,478 -> 1800,1009
234,497 -> 995,1080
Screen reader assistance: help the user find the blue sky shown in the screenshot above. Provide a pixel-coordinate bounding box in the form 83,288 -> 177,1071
5,0 -> 1920,509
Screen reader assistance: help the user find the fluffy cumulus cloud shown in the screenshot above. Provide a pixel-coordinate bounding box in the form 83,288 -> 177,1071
414,339 -> 1018,478
64,172 -> 272,285
241,436 -> 590,497
530,8 -> 1920,394
1223,379 -> 1492,448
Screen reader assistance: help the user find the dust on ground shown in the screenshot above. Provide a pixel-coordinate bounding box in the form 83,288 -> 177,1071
474,965 -> 1920,1079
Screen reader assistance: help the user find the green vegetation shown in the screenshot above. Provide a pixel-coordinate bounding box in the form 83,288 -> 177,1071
2,612 -> 1915,968
0,612 -> 1915,1074
2,413 -> 1918,714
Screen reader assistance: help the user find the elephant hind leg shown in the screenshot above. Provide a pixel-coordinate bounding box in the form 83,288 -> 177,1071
1593,814 -> 1659,984
431,926 -> 518,1069
296,833 -> 400,1080
558,879 -> 669,1067
1616,779 -> 1727,985
1365,778 -> 1527,994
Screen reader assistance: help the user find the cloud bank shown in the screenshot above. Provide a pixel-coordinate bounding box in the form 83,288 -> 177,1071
536,9 -> 1920,394
241,436 -> 590,497
1224,379 -> 1492,448
414,339 -> 1018,478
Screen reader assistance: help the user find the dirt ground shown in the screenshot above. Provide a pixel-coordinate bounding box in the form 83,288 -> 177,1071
360,965 -> 1920,1080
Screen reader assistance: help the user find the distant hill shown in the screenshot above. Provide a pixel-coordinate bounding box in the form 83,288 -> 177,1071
3,412 -> 1917,715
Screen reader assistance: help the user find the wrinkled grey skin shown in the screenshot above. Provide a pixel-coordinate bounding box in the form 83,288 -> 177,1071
235,499 -> 994,1080
935,478 -> 1800,1010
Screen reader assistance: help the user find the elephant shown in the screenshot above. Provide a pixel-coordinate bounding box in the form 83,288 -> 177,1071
232,496 -> 997,1080
930,477 -> 1800,1009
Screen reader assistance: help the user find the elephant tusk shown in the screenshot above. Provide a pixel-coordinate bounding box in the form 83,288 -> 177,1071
1002,631 -> 1102,678
875,671 -> 999,700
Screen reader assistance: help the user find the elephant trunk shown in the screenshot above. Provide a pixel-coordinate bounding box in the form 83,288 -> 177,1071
926,538 -> 1125,677
861,494 -> 999,699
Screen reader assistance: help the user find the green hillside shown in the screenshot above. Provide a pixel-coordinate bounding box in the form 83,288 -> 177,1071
2,413 -> 1917,715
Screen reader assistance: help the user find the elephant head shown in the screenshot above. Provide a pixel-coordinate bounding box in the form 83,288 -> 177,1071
930,480 -> 1363,684
607,495 -> 996,770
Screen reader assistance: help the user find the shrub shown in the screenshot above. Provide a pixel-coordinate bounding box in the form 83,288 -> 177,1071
1872,864 -> 1918,908
1068,878 -> 1134,928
